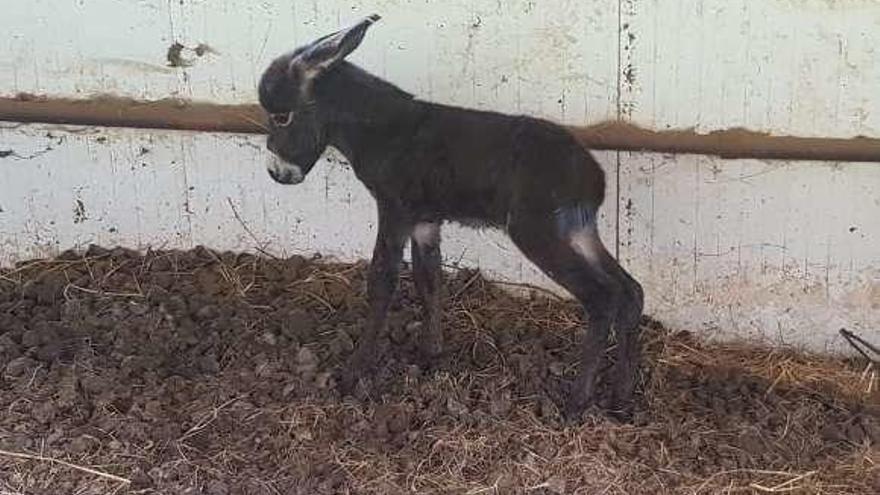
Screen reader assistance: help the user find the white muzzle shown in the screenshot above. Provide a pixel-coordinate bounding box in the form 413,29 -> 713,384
267,154 -> 305,185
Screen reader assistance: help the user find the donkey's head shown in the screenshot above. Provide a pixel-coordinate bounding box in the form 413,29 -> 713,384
258,15 -> 380,185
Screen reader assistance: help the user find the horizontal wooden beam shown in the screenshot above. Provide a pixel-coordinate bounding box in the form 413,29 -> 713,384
2,93 -> 879,162
0,93 -> 265,135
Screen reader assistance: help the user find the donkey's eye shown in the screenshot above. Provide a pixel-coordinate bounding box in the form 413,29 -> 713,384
271,112 -> 294,127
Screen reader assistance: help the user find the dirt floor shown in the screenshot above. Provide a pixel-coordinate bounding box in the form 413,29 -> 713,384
0,246 -> 877,494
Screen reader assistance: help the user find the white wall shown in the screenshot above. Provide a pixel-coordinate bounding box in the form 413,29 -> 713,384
2,1 -> 878,353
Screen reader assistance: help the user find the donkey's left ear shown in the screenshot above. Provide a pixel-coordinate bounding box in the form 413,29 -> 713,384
300,14 -> 380,75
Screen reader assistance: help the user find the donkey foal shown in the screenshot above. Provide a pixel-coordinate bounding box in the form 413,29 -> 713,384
258,15 -> 644,420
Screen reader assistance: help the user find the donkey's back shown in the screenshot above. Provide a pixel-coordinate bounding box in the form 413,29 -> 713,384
357,96 -> 608,228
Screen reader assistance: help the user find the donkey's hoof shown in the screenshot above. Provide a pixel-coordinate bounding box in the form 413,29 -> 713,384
562,395 -> 593,424
408,321 -> 443,362
606,406 -> 634,424
419,338 -> 443,363
562,406 -> 584,424
337,365 -> 378,398
337,360 -> 370,397
336,368 -> 360,397
606,396 -> 635,424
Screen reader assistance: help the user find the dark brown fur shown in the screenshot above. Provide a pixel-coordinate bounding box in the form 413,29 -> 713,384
258,16 -> 643,420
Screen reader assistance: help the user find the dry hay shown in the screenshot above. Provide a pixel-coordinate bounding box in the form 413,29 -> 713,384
0,246 -> 877,494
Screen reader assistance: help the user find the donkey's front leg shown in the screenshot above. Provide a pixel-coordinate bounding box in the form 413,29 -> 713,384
339,205 -> 409,394
411,222 -> 443,360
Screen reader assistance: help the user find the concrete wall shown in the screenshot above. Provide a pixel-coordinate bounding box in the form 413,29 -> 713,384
1,1 -> 878,353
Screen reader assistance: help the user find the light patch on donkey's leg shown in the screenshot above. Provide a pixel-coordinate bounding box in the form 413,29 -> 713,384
555,205 -> 602,266
412,222 -> 440,247
568,228 -> 602,266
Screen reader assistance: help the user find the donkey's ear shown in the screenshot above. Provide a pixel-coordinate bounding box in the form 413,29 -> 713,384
295,15 -> 380,77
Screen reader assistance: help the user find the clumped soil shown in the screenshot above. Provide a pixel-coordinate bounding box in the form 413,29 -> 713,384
0,246 -> 877,494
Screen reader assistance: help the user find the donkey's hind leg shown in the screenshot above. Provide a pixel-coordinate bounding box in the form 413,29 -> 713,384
561,208 -> 644,419
508,206 -> 625,420
609,266 -> 644,418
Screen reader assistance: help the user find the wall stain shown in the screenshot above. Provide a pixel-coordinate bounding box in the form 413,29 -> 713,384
167,42 -> 219,68
0,146 -> 53,160
623,65 -> 636,85
73,200 -> 87,224
166,43 -> 189,67
624,197 -> 635,248
619,0 -> 639,124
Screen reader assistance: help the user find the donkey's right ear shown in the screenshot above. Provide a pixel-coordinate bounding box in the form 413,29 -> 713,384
291,14 -> 380,80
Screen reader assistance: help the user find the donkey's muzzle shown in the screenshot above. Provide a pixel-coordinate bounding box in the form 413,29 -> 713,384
267,155 -> 305,185
268,167 -> 304,185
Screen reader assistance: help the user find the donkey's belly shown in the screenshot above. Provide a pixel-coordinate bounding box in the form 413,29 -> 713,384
450,216 -> 500,230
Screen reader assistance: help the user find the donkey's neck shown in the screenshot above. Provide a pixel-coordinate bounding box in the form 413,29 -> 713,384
317,62 -> 421,165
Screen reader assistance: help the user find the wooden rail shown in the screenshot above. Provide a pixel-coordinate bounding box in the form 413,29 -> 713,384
2,94 -> 879,162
